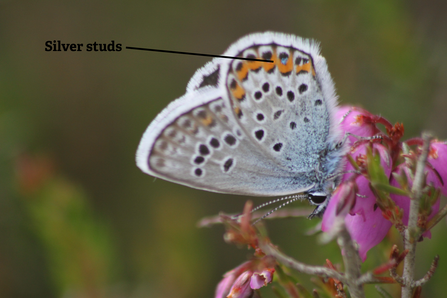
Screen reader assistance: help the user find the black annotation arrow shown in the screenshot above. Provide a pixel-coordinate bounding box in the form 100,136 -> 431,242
44,40 -> 273,63
125,46 -> 273,63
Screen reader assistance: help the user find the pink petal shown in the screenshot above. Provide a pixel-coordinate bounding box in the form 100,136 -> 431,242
215,274 -> 236,298
215,262 -> 252,298
227,271 -> 253,298
335,106 -> 381,144
345,177 -> 393,261
427,140 -> 447,196
249,274 -> 265,290
322,142 -> 393,261
321,179 -> 357,231
249,268 -> 274,289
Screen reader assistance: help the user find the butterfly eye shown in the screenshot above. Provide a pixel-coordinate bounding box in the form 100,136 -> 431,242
308,193 -> 327,205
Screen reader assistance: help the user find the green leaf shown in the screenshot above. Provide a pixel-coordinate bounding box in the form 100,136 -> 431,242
367,146 -> 389,185
392,169 -> 408,190
372,183 -> 409,196
346,153 -> 359,170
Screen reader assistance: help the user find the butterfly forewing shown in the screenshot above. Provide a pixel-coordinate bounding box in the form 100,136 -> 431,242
137,32 -> 344,197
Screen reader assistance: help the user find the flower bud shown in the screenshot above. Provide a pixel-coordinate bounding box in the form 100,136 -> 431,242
227,271 -> 254,298
335,106 -> 381,145
215,259 -> 274,298
250,268 -> 274,289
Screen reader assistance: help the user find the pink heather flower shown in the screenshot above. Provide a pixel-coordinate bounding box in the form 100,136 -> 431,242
335,106 -> 381,145
320,179 -> 358,231
215,261 -> 250,298
215,270 -> 238,298
390,164 -> 441,239
322,142 -> 393,261
249,268 -> 274,289
227,271 -> 253,298
427,140 -> 447,196
215,260 -> 275,298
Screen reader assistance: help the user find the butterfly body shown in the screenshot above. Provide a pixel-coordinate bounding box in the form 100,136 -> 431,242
136,32 -> 347,215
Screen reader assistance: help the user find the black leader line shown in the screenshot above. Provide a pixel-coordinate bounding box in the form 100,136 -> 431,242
125,46 -> 273,63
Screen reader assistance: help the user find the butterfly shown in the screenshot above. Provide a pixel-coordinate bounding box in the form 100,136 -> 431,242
136,32 -> 347,217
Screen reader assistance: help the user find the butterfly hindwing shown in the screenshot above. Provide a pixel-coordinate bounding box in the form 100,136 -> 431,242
137,87 -> 315,195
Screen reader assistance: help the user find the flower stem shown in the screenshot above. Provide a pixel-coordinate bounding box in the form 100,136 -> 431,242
335,218 -> 365,298
259,241 -> 347,282
401,132 -> 432,298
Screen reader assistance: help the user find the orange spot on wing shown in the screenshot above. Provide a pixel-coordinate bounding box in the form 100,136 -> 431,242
277,51 -> 293,74
296,62 -> 311,74
236,62 -> 249,81
247,59 -> 262,71
231,82 -> 246,101
201,116 -> 214,126
263,50 -> 277,72
234,106 -> 242,117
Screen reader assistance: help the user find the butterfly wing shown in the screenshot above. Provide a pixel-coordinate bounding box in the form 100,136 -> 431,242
136,32 -> 344,196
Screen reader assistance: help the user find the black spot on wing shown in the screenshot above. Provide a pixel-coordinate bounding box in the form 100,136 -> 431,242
198,67 -> 220,88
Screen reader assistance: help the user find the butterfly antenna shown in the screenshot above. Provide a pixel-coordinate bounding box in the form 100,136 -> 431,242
252,194 -> 307,225
251,194 -> 303,213
231,197 -> 296,220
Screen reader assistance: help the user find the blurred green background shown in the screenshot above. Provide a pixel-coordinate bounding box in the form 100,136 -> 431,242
1,1 -> 447,297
